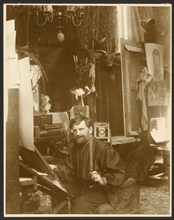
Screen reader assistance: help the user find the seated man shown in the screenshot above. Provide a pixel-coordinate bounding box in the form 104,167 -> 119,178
53,116 -> 126,214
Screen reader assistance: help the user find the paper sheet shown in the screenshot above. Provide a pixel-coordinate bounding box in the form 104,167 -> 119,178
18,57 -> 35,151
5,19 -> 15,34
150,117 -> 169,143
6,54 -> 20,87
5,31 -> 16,59
31,168 -> 47,176
4,20 -> 17,121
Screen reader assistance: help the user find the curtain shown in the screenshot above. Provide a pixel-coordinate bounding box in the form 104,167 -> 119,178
122,6 -> 154,42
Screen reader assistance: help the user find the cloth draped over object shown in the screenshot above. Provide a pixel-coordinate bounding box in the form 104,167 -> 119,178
137,66 -> 152,130
116,135 -> 155,183
122,6 -> 154,42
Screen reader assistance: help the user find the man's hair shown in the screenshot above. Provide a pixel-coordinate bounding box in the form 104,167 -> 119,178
69,116 -> 93,129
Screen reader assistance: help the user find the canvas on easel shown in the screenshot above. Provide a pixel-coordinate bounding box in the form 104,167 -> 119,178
20,146 -> 72,198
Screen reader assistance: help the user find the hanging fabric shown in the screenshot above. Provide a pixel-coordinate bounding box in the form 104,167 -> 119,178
137,66 -> 152,130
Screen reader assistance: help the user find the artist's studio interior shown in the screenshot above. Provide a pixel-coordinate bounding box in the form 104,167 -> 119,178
5,4 -> 171,216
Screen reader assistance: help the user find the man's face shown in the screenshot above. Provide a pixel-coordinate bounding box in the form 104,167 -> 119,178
71,120 -> 92,145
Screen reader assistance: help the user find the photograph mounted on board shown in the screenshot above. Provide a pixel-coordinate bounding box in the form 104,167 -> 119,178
145,43 -> 164,81
4,3 -> 171,217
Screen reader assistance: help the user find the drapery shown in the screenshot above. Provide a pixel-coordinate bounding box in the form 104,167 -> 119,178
121,6 -> 154,42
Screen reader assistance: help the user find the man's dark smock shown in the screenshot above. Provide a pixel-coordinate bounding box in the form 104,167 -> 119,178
56,138 -> 126,214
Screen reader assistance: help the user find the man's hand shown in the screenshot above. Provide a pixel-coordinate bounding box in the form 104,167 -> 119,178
90,171 -> 107,185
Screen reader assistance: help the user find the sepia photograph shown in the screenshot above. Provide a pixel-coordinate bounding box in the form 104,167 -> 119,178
4,3 -> 172,217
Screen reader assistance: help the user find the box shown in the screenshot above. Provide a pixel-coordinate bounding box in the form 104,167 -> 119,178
70,105 -> 90,119
34,114 -> 52,126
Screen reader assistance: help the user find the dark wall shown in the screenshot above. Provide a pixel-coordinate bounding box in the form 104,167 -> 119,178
36,47 -> 77,112
96,63 -> 124,136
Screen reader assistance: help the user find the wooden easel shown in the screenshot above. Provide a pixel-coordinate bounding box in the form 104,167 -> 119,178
20,146 -> 73,213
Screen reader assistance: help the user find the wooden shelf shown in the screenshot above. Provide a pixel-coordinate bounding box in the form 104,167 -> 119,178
111,136 -> 140,145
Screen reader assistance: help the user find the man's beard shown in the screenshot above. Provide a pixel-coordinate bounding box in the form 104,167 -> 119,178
73,135 -> 88,145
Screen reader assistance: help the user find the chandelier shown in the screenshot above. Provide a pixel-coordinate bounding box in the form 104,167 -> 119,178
6,4 -> 85,43
35,5 -> 85,27
34,5 -> 85,42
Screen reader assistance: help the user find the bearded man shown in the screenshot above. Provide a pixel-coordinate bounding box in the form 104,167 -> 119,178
54,116 -> 126,214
